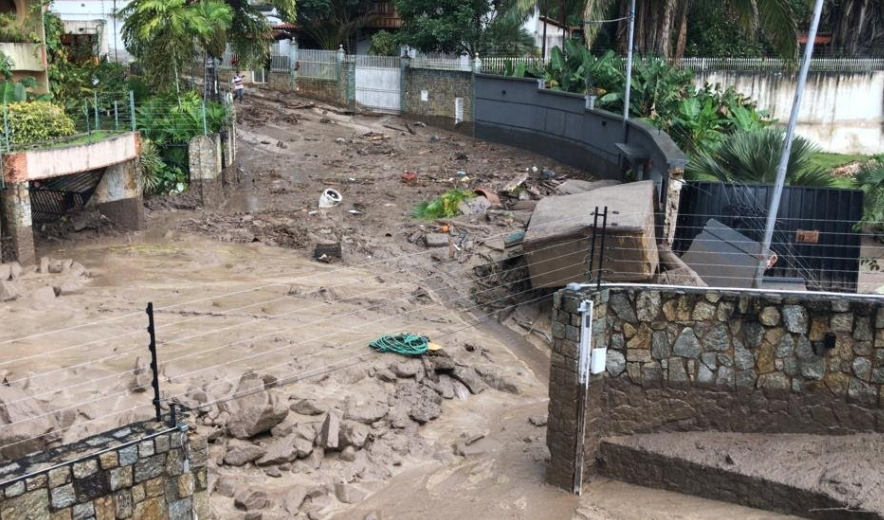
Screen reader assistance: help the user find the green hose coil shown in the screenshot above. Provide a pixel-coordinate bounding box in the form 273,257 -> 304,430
369,333 -> 429,356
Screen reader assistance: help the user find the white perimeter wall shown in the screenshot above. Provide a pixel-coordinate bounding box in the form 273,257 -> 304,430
695,70 -> 884,154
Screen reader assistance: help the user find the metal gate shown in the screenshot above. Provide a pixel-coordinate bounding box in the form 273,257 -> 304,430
354,56 -> 400,113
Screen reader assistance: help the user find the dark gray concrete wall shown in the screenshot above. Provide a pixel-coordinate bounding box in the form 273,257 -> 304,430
473,74 -> 687,188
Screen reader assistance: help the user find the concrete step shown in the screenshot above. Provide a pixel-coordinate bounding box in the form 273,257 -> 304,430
575,479 -> 805,520
596,432 -> 884,520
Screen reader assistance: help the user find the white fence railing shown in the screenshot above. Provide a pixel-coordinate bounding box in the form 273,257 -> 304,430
254,51 -> 884,77
680,57 -> 884,73
298,49 -> 338,80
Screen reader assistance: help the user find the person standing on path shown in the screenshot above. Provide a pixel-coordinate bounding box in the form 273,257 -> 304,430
232,72 -> 245,102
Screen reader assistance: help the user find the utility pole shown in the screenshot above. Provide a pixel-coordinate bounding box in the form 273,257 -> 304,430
753,0 -> 825,288
622,0 -> 636,123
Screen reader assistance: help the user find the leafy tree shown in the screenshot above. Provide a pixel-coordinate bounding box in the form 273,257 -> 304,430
297,0 -> 374,51
394,0 -> 490,55
395,0 -> 535,56
687,129 -> 836,187
369,30 -> 398,56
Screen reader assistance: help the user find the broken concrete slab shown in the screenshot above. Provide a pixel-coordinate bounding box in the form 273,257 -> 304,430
425,234 -> 450,248
320,412 -> 342,450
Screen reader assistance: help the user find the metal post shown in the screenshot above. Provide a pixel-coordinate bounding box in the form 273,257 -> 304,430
84,101 -> 90,135
129,91 -> 136,132
752,0 -> 826,288
168,403 -> 177,428
289,38 -> 298,91
623,0 -> 636,123
2,103 -> 9,151
201,101 -> 208,136
588,207 -> 600,282
596,207 -> 609,290
93,92 -> 100,131
572,298 -> 593,495
146,302 -> 162,422
114,101 -> 119,130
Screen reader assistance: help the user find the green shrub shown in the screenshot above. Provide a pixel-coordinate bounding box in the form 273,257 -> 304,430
411,189 -> 475,219
686,129 -> 836,187
136,91 -> 230,145
0,102 -> 77,145
369,31 -> 399,57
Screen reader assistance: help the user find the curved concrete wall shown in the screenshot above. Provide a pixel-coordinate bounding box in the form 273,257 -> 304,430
473,74 -> 687,189
695,70 -> 884,154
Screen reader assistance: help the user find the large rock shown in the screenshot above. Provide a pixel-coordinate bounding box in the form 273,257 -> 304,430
344,395 -> 389,424
391,359 -> 424,379
223,374 -> 288,439
0,386 -> 60,460
450,367 -> 487,394
474,366 -> 519,394
340,421 -> 370,449
423,375 -> 455,399
0,280 -> 22,301
394,381 -> 442,424
234,488 -> 273,511
224,440 -> 266,466
284,486 -> 308,515
289,399 -> 329,416
256,435 -> 299,466
334,482 -> 366,504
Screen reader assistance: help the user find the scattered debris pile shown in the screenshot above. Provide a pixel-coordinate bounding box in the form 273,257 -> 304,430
0,257 -> 90,302
182,345 -> 523,519
35,208 -> 125,242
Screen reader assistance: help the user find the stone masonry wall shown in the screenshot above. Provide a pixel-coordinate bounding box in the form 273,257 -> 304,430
0,420 -> 208,520
403,68 -> 473,133
546,287 -> 884,490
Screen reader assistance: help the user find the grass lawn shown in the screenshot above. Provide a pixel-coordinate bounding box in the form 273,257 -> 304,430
810,152 -> 872,171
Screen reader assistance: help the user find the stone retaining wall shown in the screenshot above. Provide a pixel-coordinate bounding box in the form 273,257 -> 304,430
402,68 -> 473,133
0,420 -> 208,520
546,286 -> 884,490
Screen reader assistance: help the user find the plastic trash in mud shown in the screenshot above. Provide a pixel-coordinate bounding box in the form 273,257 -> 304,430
401,172 -> 418,183
318,189 -> 343,208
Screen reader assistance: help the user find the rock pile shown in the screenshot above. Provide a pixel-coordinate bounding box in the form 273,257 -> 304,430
195,349 -> 520,519
0,257 -> 89,303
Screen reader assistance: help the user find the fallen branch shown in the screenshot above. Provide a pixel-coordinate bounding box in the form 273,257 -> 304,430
383,124 -> 408,133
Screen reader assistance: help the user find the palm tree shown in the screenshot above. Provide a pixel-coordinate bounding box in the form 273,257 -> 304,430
191,0 -> 234,101
122,0 -> 233,99
686,128 -> 836,187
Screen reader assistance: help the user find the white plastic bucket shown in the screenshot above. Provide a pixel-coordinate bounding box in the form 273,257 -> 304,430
318,189 -> 343,208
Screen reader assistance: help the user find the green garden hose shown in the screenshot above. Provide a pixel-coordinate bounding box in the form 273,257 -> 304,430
369,333 -> 429,356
